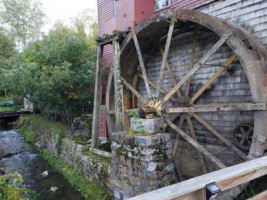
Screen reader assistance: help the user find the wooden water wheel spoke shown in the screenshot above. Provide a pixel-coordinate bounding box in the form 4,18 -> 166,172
185,25 -> 199,97
159,47 -> 181,97
163,31 -> 232,103
165,118 -> 226,169
106,68 -> 114,135
167,102 -> 266,113
156,17 -> 176,97
189,113 -> 248,160
121,76 -> 146,103
185,115 -> 207,174
191,54 -> 236,103
130,27 -> 152,98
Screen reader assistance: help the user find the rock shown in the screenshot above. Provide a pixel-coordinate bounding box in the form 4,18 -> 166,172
50,186 -> 58,192
41,170 -> 49,177
0,168 -> 5,175
0,148 -> 5,159
147,162 -> 157,172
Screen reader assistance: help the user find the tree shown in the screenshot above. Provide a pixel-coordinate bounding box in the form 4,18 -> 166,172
2,23 -> 96,124
0,0 -> 46,51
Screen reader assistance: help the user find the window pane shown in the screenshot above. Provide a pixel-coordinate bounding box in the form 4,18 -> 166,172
154,0 -> 170,11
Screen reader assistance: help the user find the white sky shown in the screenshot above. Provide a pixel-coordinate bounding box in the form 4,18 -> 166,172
41,0 -> 97,32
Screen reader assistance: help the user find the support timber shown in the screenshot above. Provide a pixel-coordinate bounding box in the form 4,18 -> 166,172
113,35 -> 124,132
92,45 -> 103,148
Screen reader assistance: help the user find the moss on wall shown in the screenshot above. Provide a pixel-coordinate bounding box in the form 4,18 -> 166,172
0,173 -> 37,200
41,151 -> 111,200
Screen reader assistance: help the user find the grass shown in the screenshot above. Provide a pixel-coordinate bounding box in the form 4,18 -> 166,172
0,173 -> 37,200
0,105 -> 22,112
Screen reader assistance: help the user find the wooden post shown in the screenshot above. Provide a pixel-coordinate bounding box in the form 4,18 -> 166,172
113,35 -> 124,131
92,45 -> 103,148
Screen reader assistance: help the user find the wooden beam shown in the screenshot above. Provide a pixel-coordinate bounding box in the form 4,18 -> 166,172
156,17 -> 176,97
190,113 -> 248,161
92,45 -> 103,148
121,76 -> 146,103
130,27 -> 152,98
165,118 -> 226,169
113,38 -> 124,131
191,54 -> 236,103
127,156 -> 267,200
139,73 -> 166,94
185,26 -> 199,97
166,103 -> 266,113
248,190 -> 267,200
132,73 -> 139,108
106,68 -> 114,136
163,31 -> 232,102
186,115 -> 207,174
160,47 -> 181,97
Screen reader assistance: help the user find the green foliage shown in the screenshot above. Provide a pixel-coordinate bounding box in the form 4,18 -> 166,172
0,0 -> 46,50
17,114 -> 68,142
3,23 -> 97,124
0,173 -> 37,200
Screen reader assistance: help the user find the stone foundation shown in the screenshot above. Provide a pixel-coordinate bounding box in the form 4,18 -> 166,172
109,132 -> 178,199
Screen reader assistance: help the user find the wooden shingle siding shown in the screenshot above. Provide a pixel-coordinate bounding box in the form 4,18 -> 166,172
98,0 -> 114,36
171,0 -> 218,9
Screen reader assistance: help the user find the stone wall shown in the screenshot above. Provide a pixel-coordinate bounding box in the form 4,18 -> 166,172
109,132 -> 177,199
36,131 -> 110,187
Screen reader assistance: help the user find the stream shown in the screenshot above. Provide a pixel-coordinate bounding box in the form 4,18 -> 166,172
0,129 -> 84,200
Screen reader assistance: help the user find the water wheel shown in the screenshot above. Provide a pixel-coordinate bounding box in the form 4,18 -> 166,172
105,9 -> 267,198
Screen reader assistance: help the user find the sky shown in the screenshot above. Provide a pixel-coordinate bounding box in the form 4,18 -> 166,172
41,0 -> 97,32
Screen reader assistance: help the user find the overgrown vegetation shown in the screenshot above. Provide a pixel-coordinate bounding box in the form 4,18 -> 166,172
17,114 -> 68,143
0,173 -> 37,200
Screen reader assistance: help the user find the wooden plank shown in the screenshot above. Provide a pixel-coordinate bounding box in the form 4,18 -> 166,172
247,190 -> 267,200
163,31 -> 232,102
127,156 -> 267,200
185,26 -> 199,97
156,17 -> 176,97
139,73 -> 166,94
186,115 -> 207,174
113,38 -> 124,131
160,47 -> 181,97
130,27 -> 152,98
190,113 -> 248,161
191,54 -> 236,103
92,45 -> 103,148
132,73 -> 139,108
167,103 -> 266,113
90,147 -> 112,158
106,68 -> 114,136
121,76 -> 146,103
165,118 -> 226,169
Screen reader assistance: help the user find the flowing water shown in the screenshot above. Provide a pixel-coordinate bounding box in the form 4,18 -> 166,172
0,129 -> 84,200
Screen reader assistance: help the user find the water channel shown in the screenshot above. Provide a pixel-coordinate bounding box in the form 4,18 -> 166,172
0,128 -> 84,200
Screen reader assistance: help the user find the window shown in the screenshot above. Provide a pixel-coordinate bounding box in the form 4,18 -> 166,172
113,0 -> 117,16
154,0 -> 171,12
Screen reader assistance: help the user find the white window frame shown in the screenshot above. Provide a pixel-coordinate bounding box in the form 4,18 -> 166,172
113,0 -> 117,16
154,0 -> 171,12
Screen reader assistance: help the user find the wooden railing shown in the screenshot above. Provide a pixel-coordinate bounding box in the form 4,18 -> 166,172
127,156 -> 267,200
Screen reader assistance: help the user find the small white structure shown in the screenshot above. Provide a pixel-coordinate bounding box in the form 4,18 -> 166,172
24,94 -> 34,112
